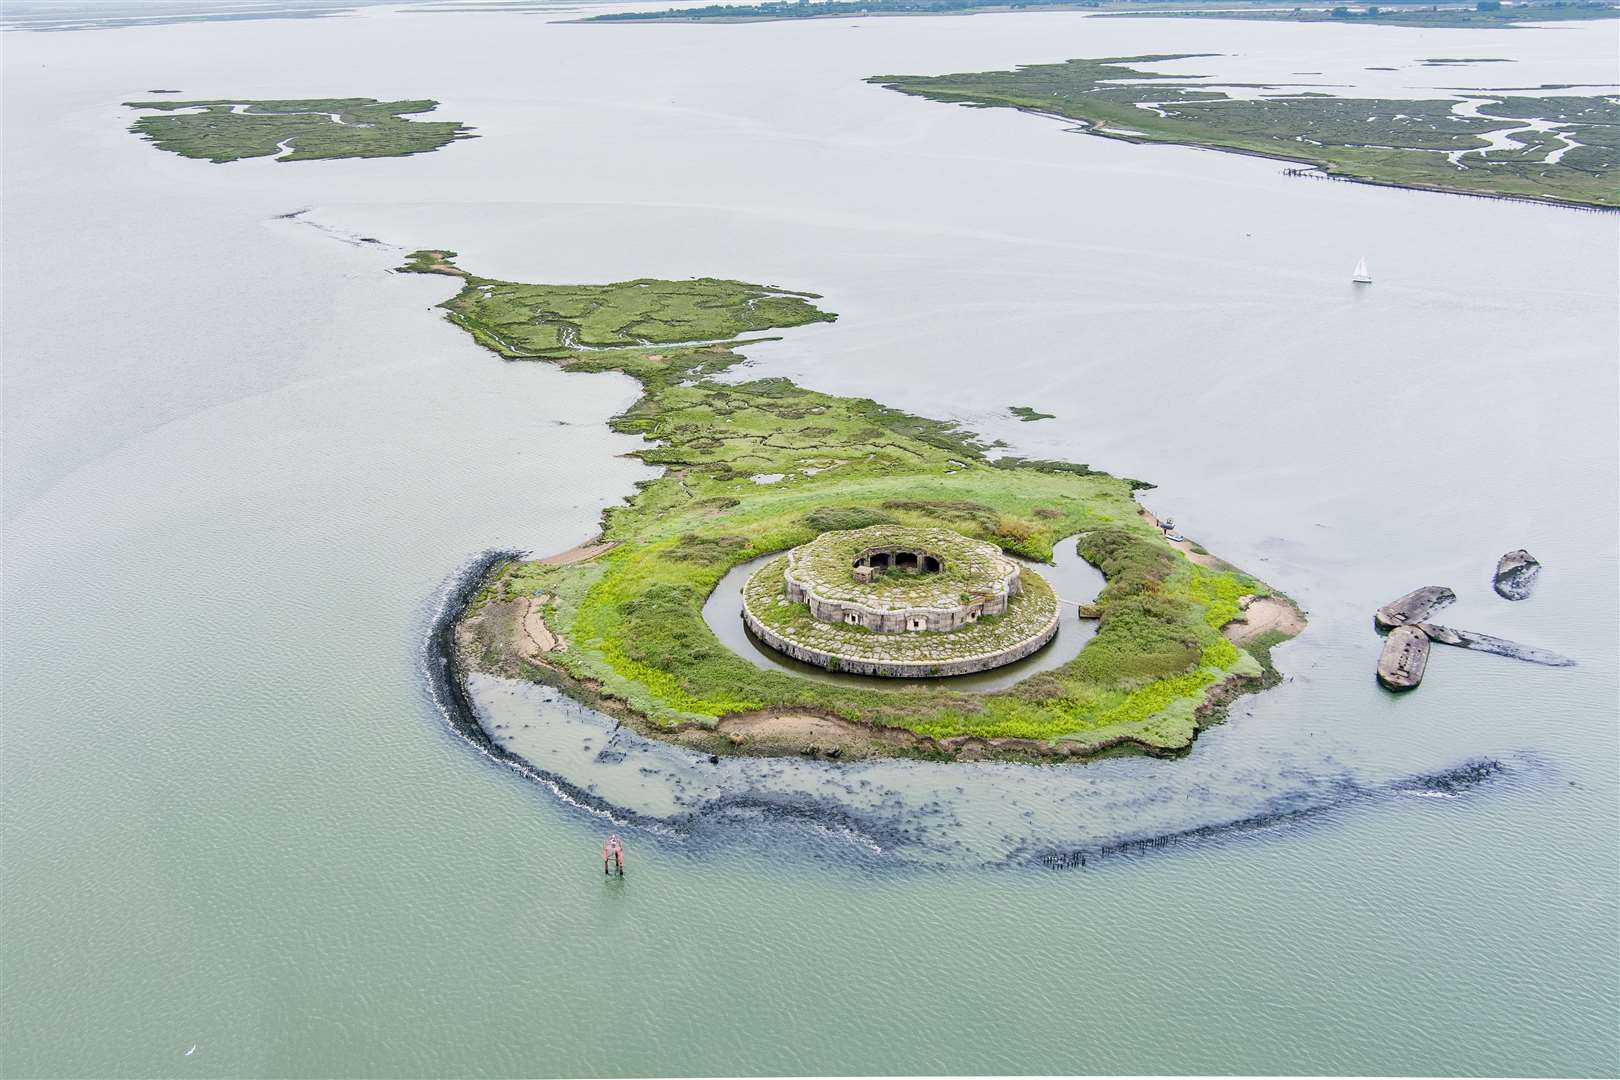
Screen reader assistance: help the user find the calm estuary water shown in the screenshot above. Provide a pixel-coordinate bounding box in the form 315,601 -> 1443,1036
3,4 -> 1617,1076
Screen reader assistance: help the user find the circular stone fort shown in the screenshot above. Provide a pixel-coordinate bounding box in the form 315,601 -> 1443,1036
741,525 -> 1060,677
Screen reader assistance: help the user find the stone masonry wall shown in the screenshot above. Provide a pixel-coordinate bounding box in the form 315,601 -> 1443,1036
785,560 -> 1020,633
742,605 -> 1060,678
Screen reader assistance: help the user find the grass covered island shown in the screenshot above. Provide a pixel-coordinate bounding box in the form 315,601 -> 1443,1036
583,0 -> 1616,24
1105,1 -> 1618,28
869,56 -> 1620,209
414,250 -> 1304,761
123,98 -> 474,163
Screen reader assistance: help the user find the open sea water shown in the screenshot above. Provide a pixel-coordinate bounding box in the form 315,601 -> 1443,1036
3,3 -> 1617,1075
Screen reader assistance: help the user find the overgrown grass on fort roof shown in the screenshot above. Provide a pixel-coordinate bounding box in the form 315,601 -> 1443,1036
409,251 -> 1294,754
746,556 -> 1060,661
793,525 -> 1017,599
123,98 -> 474,163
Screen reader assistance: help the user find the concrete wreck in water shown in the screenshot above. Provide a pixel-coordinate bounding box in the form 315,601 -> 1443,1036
1493,549 -> 1541,601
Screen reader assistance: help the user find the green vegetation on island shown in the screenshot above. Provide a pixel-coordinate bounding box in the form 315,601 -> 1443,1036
589,0 -> 1112,20
1106,1 -> 1617,27
413,250 -> 1300,760
868,55 -> 1620,209
743,549 -> 1061,675
123,98 -> 474,163
583,0 -> 1615,23
1010,405 -> 1055,421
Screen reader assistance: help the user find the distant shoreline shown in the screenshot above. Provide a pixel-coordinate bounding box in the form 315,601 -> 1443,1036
867,52 -> 1620,212
567,2 -> 1106,22
576,0 -> 1618,27
1007,103 -> 1620,213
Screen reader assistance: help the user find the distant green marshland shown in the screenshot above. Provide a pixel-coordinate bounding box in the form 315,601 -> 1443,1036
869,55 -> 1620,209
412,250 -> 1299,761
123,97 -> 474,163
584,0 -> 1617,24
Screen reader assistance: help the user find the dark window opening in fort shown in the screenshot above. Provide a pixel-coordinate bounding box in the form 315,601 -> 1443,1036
855,548 -> 943,575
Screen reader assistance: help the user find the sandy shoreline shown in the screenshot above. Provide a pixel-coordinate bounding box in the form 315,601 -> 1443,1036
1136,507 -> 1307,643
1138,507 -> 1219,567
1225,596 -> 1307,644
536,539 -> 616,566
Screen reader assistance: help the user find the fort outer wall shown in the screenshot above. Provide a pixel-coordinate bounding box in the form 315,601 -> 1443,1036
740,603 -> 1060,678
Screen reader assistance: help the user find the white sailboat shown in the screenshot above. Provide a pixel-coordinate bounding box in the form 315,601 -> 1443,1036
1352,256 -> 1373,285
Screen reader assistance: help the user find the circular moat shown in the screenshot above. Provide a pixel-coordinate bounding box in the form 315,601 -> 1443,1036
746,526 -> 1058,677
703,531 -> 1104,691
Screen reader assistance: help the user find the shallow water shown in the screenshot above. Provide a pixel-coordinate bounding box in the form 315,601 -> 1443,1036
3,4 -> 1617,1076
